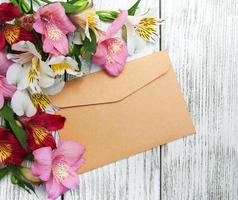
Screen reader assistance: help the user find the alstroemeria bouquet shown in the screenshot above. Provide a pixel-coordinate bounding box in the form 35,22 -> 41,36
0,0 -> 162,199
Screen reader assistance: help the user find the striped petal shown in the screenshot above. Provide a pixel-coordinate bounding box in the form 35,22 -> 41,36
0,128 -> 26,165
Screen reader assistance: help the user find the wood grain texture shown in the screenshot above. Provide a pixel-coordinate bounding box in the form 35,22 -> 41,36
161,0 -> 238,199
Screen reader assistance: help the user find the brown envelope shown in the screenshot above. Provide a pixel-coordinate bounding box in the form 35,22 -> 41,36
50,51 -> 195,174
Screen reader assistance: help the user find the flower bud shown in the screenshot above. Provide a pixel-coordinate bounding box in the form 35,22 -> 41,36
20,167 -> 42,185
73,0 -> 91,13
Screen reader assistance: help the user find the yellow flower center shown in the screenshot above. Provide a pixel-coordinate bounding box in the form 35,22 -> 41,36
135,18 -> 158,41
0,144 -> 12,163
31,93 -> 51,111
51,63 -> 71,73
87,11 -> 97,30
4,24 -> 20,45
28,57 -> 39,83
32,126 -> 49,145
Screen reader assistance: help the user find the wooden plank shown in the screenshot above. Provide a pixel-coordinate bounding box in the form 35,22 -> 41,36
64,0 -> 161,199
64,149 -> 160,200
0,177 -> 48,200
161,0 -> 238,199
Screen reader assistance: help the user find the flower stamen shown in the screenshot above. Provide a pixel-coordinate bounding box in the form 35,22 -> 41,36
31,93 -> 51,110
52,162 -> 69,182
51,63 -> 71,73
135,18 -> 158,42
4,24 -> 20,44
46,24 -> 62,41
32,126 -> 50,145
0,144 -> 12,163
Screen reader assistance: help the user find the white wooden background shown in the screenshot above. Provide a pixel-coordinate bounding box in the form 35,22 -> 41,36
0,0 -> 238,199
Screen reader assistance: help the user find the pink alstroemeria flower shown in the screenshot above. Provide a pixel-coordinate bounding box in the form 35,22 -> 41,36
33,3 -> 76,55
0,51 -> 13,76
31,141 -> 85,200
0,75 -> 16,108
92,10 -> 128,76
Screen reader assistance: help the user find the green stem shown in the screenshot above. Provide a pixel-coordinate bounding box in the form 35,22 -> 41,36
39,0 -> 51,4
30,0 -> 33,13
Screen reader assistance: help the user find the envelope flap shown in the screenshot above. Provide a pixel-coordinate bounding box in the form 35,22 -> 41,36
50,51 -> 170,108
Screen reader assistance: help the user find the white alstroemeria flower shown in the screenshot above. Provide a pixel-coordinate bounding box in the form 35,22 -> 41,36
48,56 -> 81,76
70,7 -> 103,41
6,41 -> 63,117
7,41 -> 55,92
11,89 -> 57,117
124,10 -> 163,55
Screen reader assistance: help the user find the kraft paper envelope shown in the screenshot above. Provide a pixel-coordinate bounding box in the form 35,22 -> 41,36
50,51 -> 195,174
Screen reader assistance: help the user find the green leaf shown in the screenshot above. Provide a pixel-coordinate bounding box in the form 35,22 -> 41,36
61,2 -> 81,14
11,173 -> 37,195
74,55 -> 82,70
73,44 -> 83,56
128,0 -> 141,16
38,0 -> 51,3
10,168 -> 37,196
83,29 -> 97,62
0,167 -> 10,181
72,0 -> 90,13
0,104 -> 27,149
96,10 -> 119,22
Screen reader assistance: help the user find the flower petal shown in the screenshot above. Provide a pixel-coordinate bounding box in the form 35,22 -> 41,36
70,157 -> 85,171
42,36 -> 54,54
104,10 -> 128,40
26,126 -> 56,151
29,112 -> 65,131
46,177 -> 65,200
0,51 -> 12,76
51,35 -> 69,56
61,170 -> 79,189
0,92 -> 4,109
54,141 -> 85,165
42,78 -> 65,96
0,32 -> 6,51
104,60 -> 125,77
0,128 -> 26,165
47,55 -> 66,65
11,90 -> 36,117
6,63 -> 30,90
92,42 -> 107,65
11,41 -> 41,59
31,146 -> 52,181
125,24 -> 146,55
0,75 -> 16,98
0,3 -> 20,22
39,73 -> 55,89
7,52 -> 33,64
